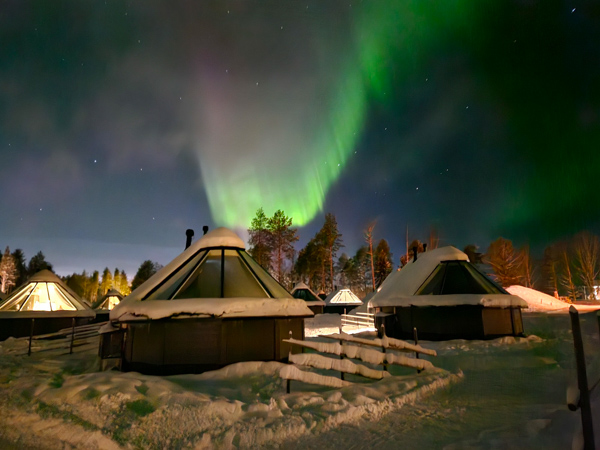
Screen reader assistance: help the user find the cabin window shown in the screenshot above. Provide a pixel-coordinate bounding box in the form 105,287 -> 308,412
223,249 -> 268,297
416,261 -> 504,295
174,249 -> 222,299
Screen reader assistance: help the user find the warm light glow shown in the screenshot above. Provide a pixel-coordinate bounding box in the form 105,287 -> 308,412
106,296 -> 120,310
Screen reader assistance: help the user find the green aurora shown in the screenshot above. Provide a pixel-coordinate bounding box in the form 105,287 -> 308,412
198,1 -> 481,228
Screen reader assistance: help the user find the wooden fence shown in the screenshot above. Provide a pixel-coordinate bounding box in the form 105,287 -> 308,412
20,321 -> 105,357
282,329 -> 436,392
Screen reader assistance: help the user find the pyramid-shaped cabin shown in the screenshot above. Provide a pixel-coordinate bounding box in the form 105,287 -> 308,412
102,228 -> 313,374
0,270 -> 95,340
291,282 -> 325,314
369,246 -> 527,340
93,289 -> 124,322
324,288 -> 363,314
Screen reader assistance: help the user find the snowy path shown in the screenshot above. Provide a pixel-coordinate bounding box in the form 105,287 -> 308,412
0,312 -> 598,448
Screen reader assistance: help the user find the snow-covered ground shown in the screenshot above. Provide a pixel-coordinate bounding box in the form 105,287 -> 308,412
0,312 -> 599,449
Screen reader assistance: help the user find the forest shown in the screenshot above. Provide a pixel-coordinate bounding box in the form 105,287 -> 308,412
0,209 -> 599,303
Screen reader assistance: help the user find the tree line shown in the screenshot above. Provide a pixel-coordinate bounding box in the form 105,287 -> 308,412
485,231 -> 600,301
248,209 -> 394,297
0,246 -> 163,305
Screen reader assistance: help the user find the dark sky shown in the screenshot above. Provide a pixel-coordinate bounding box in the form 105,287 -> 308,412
1,0 -> 599,277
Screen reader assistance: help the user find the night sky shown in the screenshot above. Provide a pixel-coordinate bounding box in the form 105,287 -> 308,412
1,0 -> 599,277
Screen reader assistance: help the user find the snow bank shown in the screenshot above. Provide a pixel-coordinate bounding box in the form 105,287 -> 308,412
0,333 -> 460,449
506,285 -> 571,311
506,285 -> 600,312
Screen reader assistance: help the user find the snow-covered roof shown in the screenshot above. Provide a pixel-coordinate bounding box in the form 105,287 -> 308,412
111,227 -> 313,321
370,294 -> 527,308
0,270 -> 94,315
325,289 -> 363,305
111,297 -> 315,321
193,227 -> 245,250
369,246 -> 527,308
291,282 -> 325,306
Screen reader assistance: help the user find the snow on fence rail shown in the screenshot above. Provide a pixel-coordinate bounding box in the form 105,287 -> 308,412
341,312 -> 375,330
282,332 -> 436,392
284,338 -> 434,371
321,332 -> 437,357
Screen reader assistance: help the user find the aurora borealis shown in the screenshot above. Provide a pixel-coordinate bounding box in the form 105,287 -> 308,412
1,0 -> 599,275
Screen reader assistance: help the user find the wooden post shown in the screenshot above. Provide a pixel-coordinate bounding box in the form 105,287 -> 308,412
28,318 -> 35,356
381,323 -> 388,372
69,317 -> 76,354
287,330 -> 292,394
413,327 -> 421,374
338,325 -> 344,381
569,306 -> 595,449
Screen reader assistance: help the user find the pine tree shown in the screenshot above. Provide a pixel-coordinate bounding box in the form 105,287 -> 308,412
318,213 -> 343,292
364,224 -> 376,292
248,207 -> 272,271
113,268 -> 121,291
100,268 -> 113,296
0,246 -> 17,294
374,239 -> 393,288
11,249 -> 27,287
131,261 -> 162,291
88,271 -> 100,304
27,251 -> 53,276
119,270 -> 131,296
268,210 -> 298,284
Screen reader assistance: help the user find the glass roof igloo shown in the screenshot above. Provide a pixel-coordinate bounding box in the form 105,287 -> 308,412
140,228 -> 292,301
0,270 -> 89,312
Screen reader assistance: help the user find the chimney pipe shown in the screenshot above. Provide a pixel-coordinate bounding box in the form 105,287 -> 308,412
413,246 -> 418,262
202,225 -> 209,235
423,243 -> 428,252
185,229 -> 194,249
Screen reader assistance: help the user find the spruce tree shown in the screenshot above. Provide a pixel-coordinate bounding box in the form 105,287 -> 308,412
268,210 -> 298,284
248,207 -> 272,271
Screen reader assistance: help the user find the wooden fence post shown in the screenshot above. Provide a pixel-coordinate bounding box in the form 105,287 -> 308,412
69,317 -> 76,354
381,323 -> 388,372
287,330 -> 292,393
28,318 -> 35,356
569,306 -> 595,449
413,327 -> 421,374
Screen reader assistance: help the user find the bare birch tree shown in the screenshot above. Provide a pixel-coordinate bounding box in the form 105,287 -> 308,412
572,231 -> 600,300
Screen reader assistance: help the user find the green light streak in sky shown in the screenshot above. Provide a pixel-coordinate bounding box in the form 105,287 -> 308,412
199,1 -> 474,229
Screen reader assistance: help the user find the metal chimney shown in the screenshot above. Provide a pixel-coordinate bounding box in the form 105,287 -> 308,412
413,246 -> 418,262
423,243 -> 428,252
185,229 -> 194,249
202,225 -> 209,235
